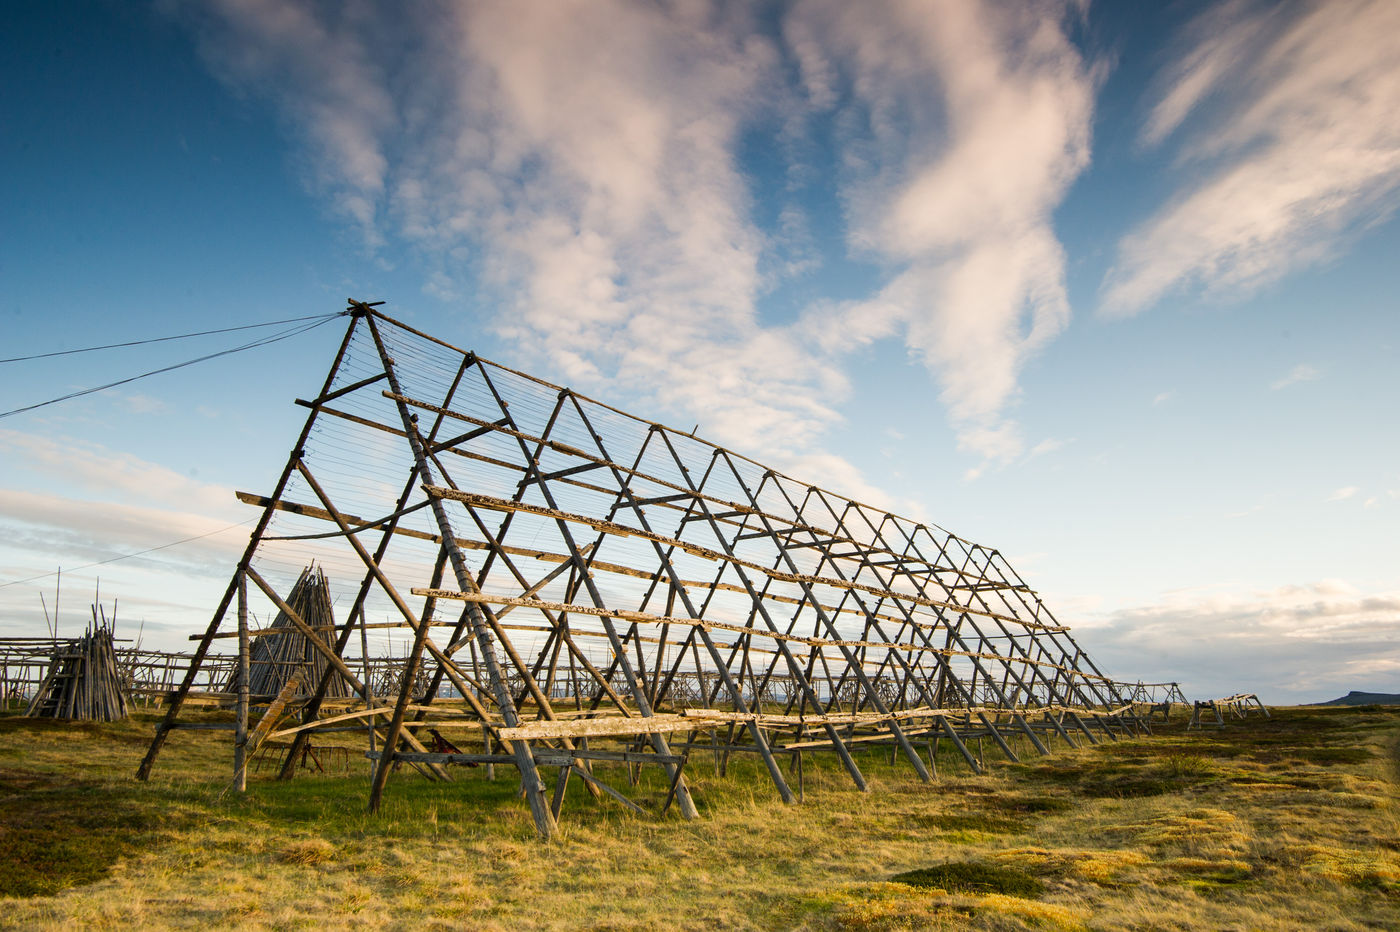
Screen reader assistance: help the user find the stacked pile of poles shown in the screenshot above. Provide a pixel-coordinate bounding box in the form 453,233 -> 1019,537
228,565 -> 351,700
25,615 -> 129,721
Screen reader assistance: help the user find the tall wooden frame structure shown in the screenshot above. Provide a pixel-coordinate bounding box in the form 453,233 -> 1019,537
138,301 -> 1141,838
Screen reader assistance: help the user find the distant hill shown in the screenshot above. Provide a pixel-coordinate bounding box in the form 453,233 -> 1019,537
1312,690 -> 1400,706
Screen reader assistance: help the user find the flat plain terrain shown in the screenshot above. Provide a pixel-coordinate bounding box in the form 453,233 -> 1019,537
0,704 -> 1396,930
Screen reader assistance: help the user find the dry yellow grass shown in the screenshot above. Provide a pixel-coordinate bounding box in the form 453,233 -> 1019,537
0,704 -> 1395,930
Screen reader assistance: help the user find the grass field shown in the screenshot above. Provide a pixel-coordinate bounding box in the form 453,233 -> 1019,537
0,704 -> 1396,930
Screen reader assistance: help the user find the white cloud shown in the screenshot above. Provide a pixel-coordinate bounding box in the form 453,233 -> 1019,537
174,0 -> 1096,483
184,0 -> 853,467
1102,0 -> 1400,315
1082,580 -> 1400,702
119,393 -> 169,414
0,487 -> 254,649
1028,436 -> 1070,458
792,0 -> 1095,464
0,489 -> 245,571
1270,363 -> 1321,390
1326,486 -> 1359,502
962,431 -> 1071,481
1152,391 -> 1173,406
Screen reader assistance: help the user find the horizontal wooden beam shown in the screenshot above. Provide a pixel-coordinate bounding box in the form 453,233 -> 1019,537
368,749 -> 683,767
424,487 -> 1069,636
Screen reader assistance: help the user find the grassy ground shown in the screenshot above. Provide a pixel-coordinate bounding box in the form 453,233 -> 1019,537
0,705 -> 1396,930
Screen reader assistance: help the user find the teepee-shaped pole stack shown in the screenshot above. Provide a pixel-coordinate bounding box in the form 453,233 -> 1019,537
225,564 -> 349,701
26,607 -> 128,722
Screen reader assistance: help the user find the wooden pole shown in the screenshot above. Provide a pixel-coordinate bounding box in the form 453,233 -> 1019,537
234,570 -> 250,793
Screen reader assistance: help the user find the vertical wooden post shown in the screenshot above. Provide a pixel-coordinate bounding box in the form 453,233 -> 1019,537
368,547 -> 447,812
234,570 -> 250,793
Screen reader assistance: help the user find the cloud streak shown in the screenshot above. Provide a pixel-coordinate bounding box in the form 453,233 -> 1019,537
1270,363 -> 1320,390
182,0 -> 397,238
1102,0 -> 1400,315
1084,580 -> 1400,702
0,428 -> 240,518
0,487 -> 253,649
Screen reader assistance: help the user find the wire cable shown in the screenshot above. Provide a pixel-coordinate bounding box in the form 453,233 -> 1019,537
0,314 -> 347,420
0,312 -> 342,364
0,517 -> 257,589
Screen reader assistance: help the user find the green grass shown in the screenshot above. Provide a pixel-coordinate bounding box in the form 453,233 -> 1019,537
0,704 -> 1395,929
0,774 -> 166,897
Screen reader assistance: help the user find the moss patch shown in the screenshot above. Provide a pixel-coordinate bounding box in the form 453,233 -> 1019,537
926,812 -> 1026,834
983,794 -> 1073,815
1293,746 -> 1373,766
890,860 -> 1044,898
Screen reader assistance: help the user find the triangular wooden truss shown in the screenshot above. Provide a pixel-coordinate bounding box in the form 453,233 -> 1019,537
137,301 -> 1144,838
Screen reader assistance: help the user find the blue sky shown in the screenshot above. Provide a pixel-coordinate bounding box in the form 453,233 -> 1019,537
1,0 -> 1396,702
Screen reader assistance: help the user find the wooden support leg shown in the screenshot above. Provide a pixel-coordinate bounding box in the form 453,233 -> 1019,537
939,716 -> 981,774
1013,713 -> 1051,756
1046,711 -> 1078,750
233,572 -> 250,794
1068,711 -> 1101,744
369,549 -> 445,813
550,764 -> 570,821
978,712 -> 1019,763
659,748 -> 692,816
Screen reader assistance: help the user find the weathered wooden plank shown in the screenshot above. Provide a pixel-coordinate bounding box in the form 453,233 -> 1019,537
368,749 -> 683,767
498,713 -> 702,741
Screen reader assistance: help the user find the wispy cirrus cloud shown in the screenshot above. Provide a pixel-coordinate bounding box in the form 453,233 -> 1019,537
117,393 -> 169,414
181,0 -> 396,240
173,0 -> 1097,486
1102,0 -> 1400,316
0,429 -> 252,643
0,428 -> 239,517
182,0 -> 852,480
1271,363 -> 1321,390
0,488 -> 245,574
1326,486 -> 1359,502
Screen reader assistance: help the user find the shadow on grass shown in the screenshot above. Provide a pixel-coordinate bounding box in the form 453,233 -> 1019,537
0,768 -> 195,898
891,860 -> 1044,897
